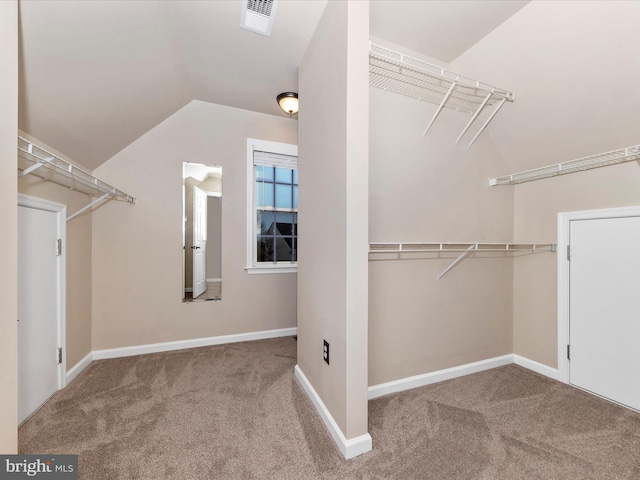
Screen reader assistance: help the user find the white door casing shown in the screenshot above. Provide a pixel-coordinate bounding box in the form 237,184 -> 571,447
17,194 -> 66,424
192,186 -> 207,298
558,205 -> 640,411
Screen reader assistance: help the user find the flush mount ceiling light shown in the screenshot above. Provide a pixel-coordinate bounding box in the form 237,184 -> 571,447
277,92 -> 299,116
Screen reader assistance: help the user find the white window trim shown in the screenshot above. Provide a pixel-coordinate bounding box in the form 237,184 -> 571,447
246,138 -> 298,274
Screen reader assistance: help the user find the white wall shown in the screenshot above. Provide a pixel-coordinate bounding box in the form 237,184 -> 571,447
368,53 -> 515,385
452,0 -> 640,367
0,0 -> 18,453
298,0 -> 369,443
92,100 -> 297,349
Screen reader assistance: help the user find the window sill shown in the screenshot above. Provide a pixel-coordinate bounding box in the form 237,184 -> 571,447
245,265 -> 297,275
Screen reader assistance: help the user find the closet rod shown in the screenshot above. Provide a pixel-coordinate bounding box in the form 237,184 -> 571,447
489,145 -> 640,186
17,136 -> 136,221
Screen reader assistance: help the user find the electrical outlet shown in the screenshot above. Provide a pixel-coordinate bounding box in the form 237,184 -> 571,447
323,340 -> 330,365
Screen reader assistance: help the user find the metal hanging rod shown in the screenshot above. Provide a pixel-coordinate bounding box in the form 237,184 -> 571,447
369,242 -> 557,282
17,136 -> 135,221
369,42 -> 515,147
489,145 -> 640,186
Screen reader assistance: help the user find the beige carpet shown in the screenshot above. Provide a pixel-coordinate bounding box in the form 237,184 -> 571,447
19,337 -> 640,479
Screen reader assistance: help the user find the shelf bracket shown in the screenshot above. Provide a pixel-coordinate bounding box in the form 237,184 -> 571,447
66,190 -> 113,222
422,81 -> 458,138
19,156 -> 54,177
468,97 -> 507,148
437,244 -> 477,282
456,92 -> 493,145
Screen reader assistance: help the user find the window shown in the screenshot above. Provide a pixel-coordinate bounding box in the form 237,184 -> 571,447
246,139 -> 298,274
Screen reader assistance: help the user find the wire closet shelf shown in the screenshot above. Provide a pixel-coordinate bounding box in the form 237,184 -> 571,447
369,242 -> 556,254
18,136 -> 135,221
369,42 -> 515,147
489,145 -> 640,185
369,242 -> 557,282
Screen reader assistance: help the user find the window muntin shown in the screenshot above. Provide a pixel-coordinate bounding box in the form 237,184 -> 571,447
247,139 -> 298,273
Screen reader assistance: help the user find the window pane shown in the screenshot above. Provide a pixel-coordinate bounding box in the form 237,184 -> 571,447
274,212 -> 293,236
256,165 -> 274,181
292,237 -> 297,261
293,169 -> 298,185
275,237 -> 294,261
256,182 -> 274,208
275,184 -> 292,209
257,211 -> 274,235
275,167 -> 292,184
293,212 -> 298,235
257,236 -> 274,262
293,185 -> 298,209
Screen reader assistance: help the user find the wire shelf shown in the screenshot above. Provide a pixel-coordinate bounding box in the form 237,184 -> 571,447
369,242 -> 556,254
369,42 -> 515,147
18,136 -> 135,203
489,145 -> 640,186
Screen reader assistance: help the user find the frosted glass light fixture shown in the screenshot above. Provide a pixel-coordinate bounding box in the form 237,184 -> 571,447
277,92 -> 298,116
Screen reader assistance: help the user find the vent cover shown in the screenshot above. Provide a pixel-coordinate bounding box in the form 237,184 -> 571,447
241,0 -> 279,37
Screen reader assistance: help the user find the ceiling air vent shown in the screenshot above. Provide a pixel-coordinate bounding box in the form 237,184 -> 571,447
240,0 -> 279,37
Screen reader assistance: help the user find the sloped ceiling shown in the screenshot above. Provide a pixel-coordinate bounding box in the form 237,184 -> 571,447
18,0 -> 327,170
19,0 -> 531,171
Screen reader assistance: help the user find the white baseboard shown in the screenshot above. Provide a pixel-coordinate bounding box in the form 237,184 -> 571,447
368,354 -> 513,400
294,365 -> 372,460
93,327 -> 297,360
513,354 -> 559,381
206,278 -> 222,283
66,351 -> 94,385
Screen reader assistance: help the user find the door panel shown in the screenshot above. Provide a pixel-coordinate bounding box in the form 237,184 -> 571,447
570,216 -> 640,411
192,186 -> 207,298
18,206 -> 60,424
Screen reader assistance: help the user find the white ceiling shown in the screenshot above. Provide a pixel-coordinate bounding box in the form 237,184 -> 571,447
18,0 -> 527,171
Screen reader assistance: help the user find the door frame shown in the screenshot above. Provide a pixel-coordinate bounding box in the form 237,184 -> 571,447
18,193 -> 67,390
557,204 -> 640,385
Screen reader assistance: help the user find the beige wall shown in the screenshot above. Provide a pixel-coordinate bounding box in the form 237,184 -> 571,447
368,70 -> 515,385
17,133 -> 93,371
298,0 -> 369,440
92,100 -> 297,349
0,0 -> 18,453
451,1 -> 640,367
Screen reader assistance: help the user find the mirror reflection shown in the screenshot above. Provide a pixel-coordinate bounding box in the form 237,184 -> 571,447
183,162 -> 222,302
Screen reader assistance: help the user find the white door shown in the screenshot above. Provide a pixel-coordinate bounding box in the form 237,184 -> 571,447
569,216 -> 640,411
192,186 -> 207,298
18,204 -> 62,423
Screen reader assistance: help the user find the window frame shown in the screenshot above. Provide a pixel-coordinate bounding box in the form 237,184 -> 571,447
246,138 -> 298,274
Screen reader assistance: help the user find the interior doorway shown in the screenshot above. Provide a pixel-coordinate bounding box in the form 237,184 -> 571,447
17,194 -> 66,424
558,206 -> 640,411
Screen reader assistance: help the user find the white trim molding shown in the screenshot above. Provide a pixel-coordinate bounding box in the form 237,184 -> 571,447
557,205 -> 640,385
93,327 -> 297,360
513,354 -> 559,381
66,352 -> 94,384
294,365 -> 372,459
368,354 -> 513,400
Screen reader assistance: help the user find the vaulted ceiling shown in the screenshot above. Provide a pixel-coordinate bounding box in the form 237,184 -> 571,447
18,0 -> 528,170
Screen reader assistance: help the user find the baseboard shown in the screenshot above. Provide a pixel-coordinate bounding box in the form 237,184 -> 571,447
294,365 -> 372,460
513,354 -> 559,381
93,327 -> 297,360
368,354 -> 513,400
66,351 -> 94,385
206,278 -> 222,283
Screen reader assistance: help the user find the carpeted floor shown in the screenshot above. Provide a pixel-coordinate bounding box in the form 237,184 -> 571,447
19,337 -> 640,479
